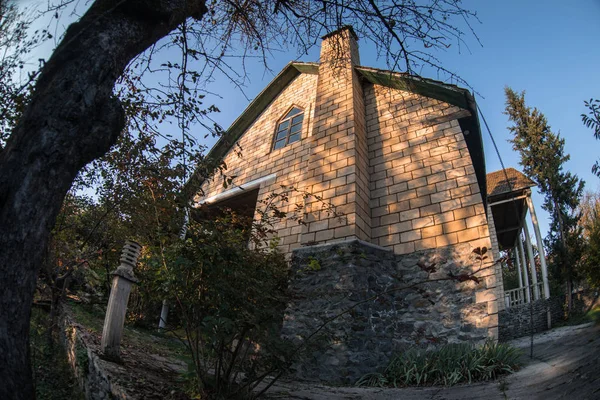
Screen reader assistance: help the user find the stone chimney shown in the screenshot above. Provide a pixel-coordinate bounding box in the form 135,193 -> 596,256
301,27 -> 371,244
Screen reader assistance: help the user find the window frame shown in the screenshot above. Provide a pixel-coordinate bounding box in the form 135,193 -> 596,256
272,106 -> 304,151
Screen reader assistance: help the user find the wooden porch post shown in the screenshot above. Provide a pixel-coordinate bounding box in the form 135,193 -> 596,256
526,194 -> 550,299
517,236 -> 531,303
523,222 -> 540,300
513,245 -> 524,304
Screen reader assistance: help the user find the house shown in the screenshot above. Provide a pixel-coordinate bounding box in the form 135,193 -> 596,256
194,27 -> 504,383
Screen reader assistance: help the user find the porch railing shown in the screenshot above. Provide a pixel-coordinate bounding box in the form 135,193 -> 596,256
504,282 -> 545,308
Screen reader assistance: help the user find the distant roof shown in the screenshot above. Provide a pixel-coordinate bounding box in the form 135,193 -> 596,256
487,168 -> 535,197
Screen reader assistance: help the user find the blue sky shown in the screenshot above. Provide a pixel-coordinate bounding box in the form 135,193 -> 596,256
202,0 -> 600,239
16,0 -> 600,239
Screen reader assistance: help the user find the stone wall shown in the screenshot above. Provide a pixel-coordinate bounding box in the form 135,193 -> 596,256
60,310 -> 129,400
281,239 -> 494,384
498,297 -> 564,342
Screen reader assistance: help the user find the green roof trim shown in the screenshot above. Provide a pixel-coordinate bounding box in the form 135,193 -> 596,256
357,66 -> 486,204
355,67 -> 469,109
189,61 -> 486,203
204,62 -> 318,164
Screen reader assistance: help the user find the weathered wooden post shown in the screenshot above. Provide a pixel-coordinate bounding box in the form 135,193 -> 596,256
101,240 -> 141,360
158,299 -> 169,330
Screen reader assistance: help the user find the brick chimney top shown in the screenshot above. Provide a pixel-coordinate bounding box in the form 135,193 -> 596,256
322,26 -> 358,42
320,25 -> 360,67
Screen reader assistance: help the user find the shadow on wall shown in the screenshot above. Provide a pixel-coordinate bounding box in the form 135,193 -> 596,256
281,239 -> 491,384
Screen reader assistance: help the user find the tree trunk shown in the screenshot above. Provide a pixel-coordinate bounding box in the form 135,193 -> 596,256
0,1 -> 206,398
553,200 -> 572,315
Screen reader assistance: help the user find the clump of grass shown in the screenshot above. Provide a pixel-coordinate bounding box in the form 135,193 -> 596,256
356,340 -> 521,388
587,305 -> 600,324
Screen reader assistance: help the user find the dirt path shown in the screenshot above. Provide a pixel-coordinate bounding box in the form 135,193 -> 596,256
264,323 -> 600,400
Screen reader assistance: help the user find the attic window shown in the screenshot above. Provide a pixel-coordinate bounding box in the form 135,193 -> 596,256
273,107 -> 304,150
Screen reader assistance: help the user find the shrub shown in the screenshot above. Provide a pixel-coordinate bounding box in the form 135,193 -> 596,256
154,212 -> 291,398
357,340 -> 521,388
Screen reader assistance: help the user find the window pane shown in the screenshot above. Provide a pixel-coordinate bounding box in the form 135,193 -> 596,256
290,123 -> 302,134
273,139 -> 286,150
291,114 -> 304,125
277,120 -> 289,130
288,133 -> 300,143
284,107 -> 302,119
276,130 -> 287,140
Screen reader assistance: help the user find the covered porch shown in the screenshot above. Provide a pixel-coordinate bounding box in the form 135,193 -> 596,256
486,168 -> 550,308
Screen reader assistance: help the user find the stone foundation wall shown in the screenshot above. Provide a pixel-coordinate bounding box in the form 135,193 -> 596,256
281,239 -> 495,384
498,297 -> 564,342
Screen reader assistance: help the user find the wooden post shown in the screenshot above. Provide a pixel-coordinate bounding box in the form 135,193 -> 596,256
526,194 -> 550,299
158,299 -> 169,330
523,222 -> 540,300
514,247 -> 524,289
158,208 -> 189,330
517,237 -> 531,303
101,240 -> 141,360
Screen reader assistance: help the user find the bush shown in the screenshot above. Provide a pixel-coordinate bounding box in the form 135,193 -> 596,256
357,340 -> 522,388
154,212 -> 291,398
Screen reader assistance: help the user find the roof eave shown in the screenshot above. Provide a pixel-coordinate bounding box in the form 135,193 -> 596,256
355,67 -> 487,209
184,62 -> 318,196
206,62 -> 318,163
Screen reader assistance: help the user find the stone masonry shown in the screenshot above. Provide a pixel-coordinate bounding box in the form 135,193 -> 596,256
282,240 -> 492,383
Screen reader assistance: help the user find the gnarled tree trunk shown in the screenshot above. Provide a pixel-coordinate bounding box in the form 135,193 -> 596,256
0,1 -> 206,398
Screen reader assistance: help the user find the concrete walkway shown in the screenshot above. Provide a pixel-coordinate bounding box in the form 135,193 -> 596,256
265,323 -> 600,399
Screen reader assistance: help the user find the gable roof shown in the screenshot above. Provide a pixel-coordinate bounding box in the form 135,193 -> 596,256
486,168 -> 535,197
205,62 -> 319,165
188,61 -> 486,197
355,66 -> 471,109
354,66 -> 486,201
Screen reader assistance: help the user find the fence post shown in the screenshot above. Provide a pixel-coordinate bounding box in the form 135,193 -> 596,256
158,299 -> 169,330
101,240 -> 142,360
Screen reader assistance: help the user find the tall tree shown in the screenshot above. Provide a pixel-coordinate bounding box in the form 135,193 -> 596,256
0,1 -> 480,397
504,87 -> 585,312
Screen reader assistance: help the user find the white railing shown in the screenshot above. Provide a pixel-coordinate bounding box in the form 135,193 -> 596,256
532,282 -> 544,298
504,282 -> 547,308
504,287 -> 527,308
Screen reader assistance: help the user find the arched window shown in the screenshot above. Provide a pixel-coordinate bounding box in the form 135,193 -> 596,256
273,106 -> 304,150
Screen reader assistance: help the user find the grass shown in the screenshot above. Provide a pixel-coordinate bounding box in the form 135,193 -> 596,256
67,301 -> 189,362
588,305 -> 600,323
356,340 -> 522,388
554,304 -> 600,327
30,308 -> 84,400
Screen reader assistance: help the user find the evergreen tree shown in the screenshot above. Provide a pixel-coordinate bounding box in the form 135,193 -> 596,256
504,87 -> 585,312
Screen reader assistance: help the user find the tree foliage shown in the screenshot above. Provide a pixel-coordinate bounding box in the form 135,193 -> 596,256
579,191 -> 600,288
504,87 -> 585,303
154,214 -> 289,398
582,98 -> 600,178
0,0 -> 483,397
0,1 -> 49,147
